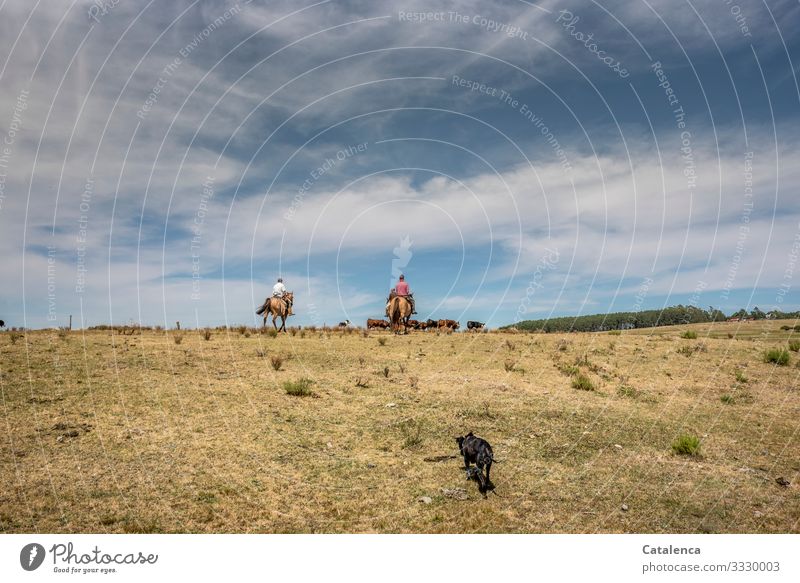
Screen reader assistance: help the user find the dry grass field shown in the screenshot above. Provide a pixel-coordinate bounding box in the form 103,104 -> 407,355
1,320 -> 798,533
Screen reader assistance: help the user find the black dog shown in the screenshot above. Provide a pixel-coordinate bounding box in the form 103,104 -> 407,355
456,432 -> 496,494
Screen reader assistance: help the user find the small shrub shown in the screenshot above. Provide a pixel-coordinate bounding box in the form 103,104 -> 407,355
556,339 -> 570,351
408,375 -> 419,389
57,328 -> 69,340
381,366 -> 390,378
505,339 -> 515,350
173,334 -> 184,345
237,325 -> 247,335
681,330 -> 698,339
377,337 -> 387,346
671,434 -> 701,456
720,394 -> 735,404
9,333 -> 20,345
267,329 -> 278,339
354,377 -> 369,388
270,355 -> 283,371
607,330 -> 621,336
571,373 -> 595,391
734,369 -> 748,384
255,348 -> 266,358
358,356 -> 365,366
763,348 -> 790,366
300,330 -> 306,338
202,329 -> 212,341
727,332 -> 734,339
677,345 -> 694,357
289,328 -> 297,337
788,340 -> 800,352
283,378 -> 315,397
503,360 -> 516,372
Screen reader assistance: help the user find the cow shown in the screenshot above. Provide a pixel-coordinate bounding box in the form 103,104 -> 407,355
438,319 -> 459,330
425,319 -> 438,330
406,319 -> 421,330
467,321 -> 485,331
366,318 -> 390,329
338,319 -> 351,327
418,321 -> 428,330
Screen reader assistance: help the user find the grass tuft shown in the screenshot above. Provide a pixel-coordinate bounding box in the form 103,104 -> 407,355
283,378 -> 315,397
671,434 -> 701,456
571,373 -> 595,391
270,355 -> 284,371
763,348 -> 790,366
788,340 -> 800,352
680,330 -> 698,339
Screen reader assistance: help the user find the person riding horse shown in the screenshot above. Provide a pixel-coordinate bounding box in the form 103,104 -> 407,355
272,277 -> 293,315
386,274 -> 416,316
255,277 -> 294,331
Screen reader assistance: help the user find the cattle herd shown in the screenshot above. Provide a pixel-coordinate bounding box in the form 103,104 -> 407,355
365,318 -> 485,331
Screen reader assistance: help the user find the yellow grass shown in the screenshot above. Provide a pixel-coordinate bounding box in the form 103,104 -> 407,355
1,320 -> 798,533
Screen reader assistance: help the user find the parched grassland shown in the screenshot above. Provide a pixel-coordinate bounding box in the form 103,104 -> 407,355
1,320 -> 798,533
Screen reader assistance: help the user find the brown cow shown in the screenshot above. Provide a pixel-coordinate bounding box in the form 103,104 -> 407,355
406,319 -> 421,330
367,318 -> 390,329
438,319 -> 459,330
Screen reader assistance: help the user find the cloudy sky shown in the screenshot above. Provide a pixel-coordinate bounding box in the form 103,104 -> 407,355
1,0 -> 799,328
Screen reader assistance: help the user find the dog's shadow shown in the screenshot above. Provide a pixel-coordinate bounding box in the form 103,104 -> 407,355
465,466 -> 495,498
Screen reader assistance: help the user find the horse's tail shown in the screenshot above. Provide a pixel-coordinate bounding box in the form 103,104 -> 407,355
256,298 -> 269,316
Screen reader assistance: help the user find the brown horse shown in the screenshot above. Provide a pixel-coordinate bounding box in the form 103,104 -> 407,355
387,295 -> 412,334
256,291 -> 293,332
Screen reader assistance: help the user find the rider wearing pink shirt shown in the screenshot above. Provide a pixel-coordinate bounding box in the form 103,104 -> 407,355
393,274 -> 416,314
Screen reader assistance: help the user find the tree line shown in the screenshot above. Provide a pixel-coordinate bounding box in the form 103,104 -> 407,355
505,306 -> 800,333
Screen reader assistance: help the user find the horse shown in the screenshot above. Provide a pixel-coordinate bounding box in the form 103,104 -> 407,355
387,295 -> 412,334
256,291 -> 293,332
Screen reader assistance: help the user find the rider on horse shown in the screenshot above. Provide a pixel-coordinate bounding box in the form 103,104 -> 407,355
386,274 -> 416,315
272,277 -> 293,315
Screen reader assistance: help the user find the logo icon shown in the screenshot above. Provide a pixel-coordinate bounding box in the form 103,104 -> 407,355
20,543 -> 45,571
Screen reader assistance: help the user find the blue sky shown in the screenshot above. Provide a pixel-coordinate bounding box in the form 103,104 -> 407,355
1,0 -> 799,329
